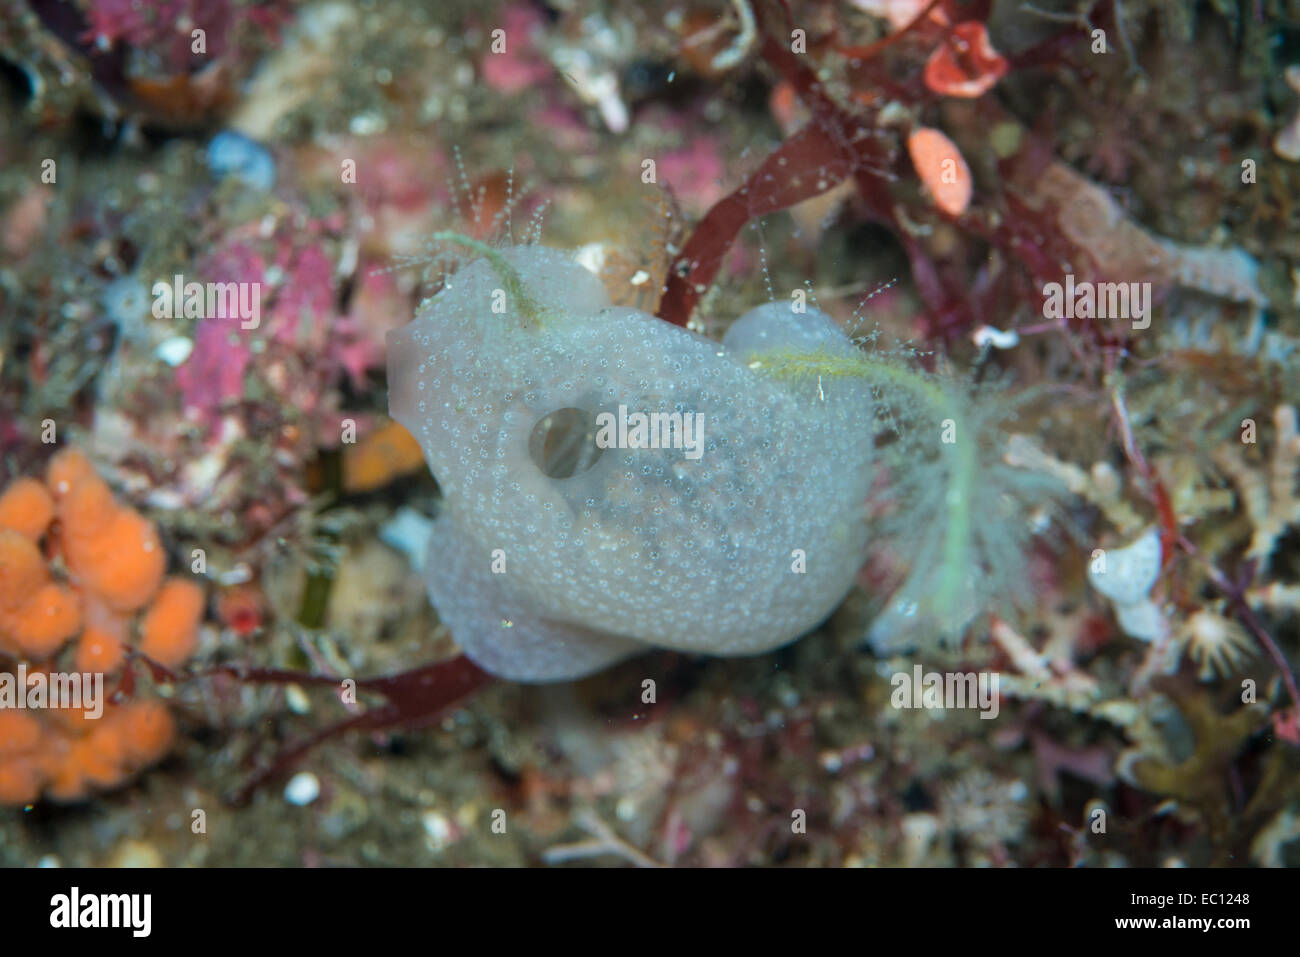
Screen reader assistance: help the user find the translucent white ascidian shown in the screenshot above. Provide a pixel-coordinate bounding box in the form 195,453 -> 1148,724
388,245 -> 876,681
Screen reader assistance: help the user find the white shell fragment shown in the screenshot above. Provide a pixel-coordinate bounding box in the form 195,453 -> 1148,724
1088,527 -> 1164,641
1088,526 -> 1161,606
284,771 -> 320,806
155,336 -> 195,367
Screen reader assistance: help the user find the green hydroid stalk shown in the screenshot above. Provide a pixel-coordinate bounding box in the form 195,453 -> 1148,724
429,231 -> 547,326
754,347 -> 977,622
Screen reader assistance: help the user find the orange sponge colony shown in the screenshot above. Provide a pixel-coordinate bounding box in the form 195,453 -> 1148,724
0,449 -> 204,805
138,579 -> 204,669
0,710 -> 43,805
74,596 -> 129,675
0,530 -> 81,659
38,700 -> 177,803
48,449 -> 165,613
0,700 -> 177,805
0,477 -> 54,541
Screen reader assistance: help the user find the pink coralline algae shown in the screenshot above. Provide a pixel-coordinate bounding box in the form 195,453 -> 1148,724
81,0 -> 239,69
480,5 -> 552,94
172,241 -> 266,426
269,245 -> 337,350
175,318 -> 253,423
90,193 -> 397,539
659,136 -> 729,213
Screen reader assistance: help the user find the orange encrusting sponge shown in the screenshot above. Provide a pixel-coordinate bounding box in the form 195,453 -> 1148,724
37,701 -> 177,803
0,530 -> 81,659
341,420 -> 426,493
49,449 -> 165,613
0,710 -> 43,805
73,598 -> 129,675
138,578 -> 204,669
0,449 -> 203,805
0,477 -> 54,541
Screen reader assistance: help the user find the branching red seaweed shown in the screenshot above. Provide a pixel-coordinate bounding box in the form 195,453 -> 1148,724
179,655 -> 492,805
656,0 -> 1150,354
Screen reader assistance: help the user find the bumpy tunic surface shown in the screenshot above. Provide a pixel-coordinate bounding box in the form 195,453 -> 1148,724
388,245 -> 874,681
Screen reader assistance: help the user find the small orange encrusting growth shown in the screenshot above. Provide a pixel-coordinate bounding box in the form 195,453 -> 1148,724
0,448 -> 205,805
138,578 -> 205,669
907,126 -> 973,217
341,420 -> 426,493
